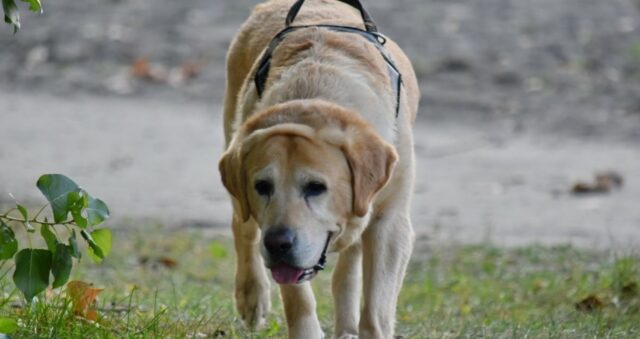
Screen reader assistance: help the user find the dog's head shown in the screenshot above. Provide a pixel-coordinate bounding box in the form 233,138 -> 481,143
219,100 -> 397,284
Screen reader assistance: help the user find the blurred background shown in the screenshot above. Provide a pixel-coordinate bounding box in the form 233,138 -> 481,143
1,0 -> 639,248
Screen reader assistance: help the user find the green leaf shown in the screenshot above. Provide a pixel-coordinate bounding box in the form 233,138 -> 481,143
13,249 -> 52,301
3,0 -> 20,33
69,230 -> 81,258
16,203 -> 34,232
68,190 -> 109,228
16,204 -> 27,220
209,241 -> 228,259
81,229 -> 112,263
80,230 -> 101,260
19,0 -> 40,13
86,196 -> 109,226
0,317 -> 18,334
40,224 -> 58,253
51,243 -> 72,288
0,221 -> 18,260
36,174 -> 81,223
86,229 -> 111,263
67,191 -> 88,228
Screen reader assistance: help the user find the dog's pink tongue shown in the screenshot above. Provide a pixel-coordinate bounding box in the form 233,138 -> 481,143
271,264 -> 304,284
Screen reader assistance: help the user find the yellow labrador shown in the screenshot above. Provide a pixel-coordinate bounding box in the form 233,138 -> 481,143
219,0 -> 419,337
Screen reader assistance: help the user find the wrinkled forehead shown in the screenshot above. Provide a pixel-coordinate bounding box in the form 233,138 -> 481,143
245,135 -> 348,179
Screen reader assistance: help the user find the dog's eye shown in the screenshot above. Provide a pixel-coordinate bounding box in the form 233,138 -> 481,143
303,181 -> 326,197
254,180 -> 274,196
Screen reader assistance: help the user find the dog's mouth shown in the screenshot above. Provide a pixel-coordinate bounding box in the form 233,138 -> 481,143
270,233 -> 332,284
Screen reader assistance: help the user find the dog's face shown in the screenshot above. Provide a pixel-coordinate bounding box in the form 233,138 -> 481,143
220,105 -> 397,284
245,134 -> 351,282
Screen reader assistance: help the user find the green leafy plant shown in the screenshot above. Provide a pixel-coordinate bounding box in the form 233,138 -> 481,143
3,0 -> 42,33
0,174 -> 111,301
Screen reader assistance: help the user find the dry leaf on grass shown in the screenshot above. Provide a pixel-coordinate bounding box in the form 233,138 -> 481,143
66,280 -> 104,321
575,295 -> 604,312
138,256 -> 179,269
158,256 -> 178,269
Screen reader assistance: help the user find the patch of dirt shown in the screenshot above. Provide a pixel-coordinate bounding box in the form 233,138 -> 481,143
2,92 -> 639,249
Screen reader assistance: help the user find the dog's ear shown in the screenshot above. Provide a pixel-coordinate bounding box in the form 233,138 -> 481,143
219,144 -> 251,222
343,129 -> 398,217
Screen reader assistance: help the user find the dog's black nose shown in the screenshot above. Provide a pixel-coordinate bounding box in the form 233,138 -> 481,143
264,228 -> 296,256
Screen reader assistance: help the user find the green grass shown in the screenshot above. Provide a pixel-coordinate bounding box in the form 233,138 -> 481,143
631,41 -> 640,63
1,225 -> 639,338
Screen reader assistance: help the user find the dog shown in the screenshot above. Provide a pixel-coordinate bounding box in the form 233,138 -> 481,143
219,0 -> 419,337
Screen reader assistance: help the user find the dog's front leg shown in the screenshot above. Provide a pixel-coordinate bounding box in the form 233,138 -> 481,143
360,213 -> 414,338
331,241 -> 362,339
232,212 -> 271,329
280,282 -> 323,339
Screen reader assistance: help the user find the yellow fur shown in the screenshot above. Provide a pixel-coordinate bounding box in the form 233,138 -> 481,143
219,1 -> 419,337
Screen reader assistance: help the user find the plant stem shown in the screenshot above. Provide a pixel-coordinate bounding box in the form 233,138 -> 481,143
32,203 -> 49,220
0,213 -> 77,227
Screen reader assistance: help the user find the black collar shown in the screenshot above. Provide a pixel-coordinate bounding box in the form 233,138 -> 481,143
253,0 -> 403,117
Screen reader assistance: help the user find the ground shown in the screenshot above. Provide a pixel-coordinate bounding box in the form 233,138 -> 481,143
1,0 -> 640,247
1,230 -> 639,338
1,0 -> 640,337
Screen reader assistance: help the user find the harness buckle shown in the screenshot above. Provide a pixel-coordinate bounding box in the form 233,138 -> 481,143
373,32 -> 387,45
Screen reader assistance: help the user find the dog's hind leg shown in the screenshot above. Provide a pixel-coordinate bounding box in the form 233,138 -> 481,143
360,213 -> 414,338
232,211 -> 271,330
331,241 -> 362,339
280,282 -> 323,339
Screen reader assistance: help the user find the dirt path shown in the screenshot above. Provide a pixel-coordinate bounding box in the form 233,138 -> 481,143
2,92 -> 638,248
2,0 -> 640,141
2,0 -> 639,248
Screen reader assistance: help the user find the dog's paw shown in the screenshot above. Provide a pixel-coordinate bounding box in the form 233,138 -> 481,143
235,274 -> 271,329
332,333 -> 357,339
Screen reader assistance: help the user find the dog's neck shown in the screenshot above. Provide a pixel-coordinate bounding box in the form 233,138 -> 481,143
253,35 -> 398,143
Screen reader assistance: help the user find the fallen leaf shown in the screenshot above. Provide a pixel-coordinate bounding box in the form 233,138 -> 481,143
66,280 -> 104,321
138,256 -> 178,269
575,295 -> 604,312
130,58 -> 151,79
571,171 -> 624,195
158,256 -> 178,269
130,57 -> 166,82
571,182 -> 606,194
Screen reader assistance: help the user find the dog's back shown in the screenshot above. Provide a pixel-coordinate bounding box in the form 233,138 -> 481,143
223,0 -> 419,143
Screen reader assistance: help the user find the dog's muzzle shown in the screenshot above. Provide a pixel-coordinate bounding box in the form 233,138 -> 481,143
269,232 -> 332,284
296,232 -> 332,283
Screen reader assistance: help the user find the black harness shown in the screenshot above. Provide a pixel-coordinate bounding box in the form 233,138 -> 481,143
254,0 -> 403,117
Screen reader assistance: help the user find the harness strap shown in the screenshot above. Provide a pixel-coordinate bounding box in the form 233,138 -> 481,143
286,0 -> 378,33
312,232 -> 332,271
254,1 -> 403,117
